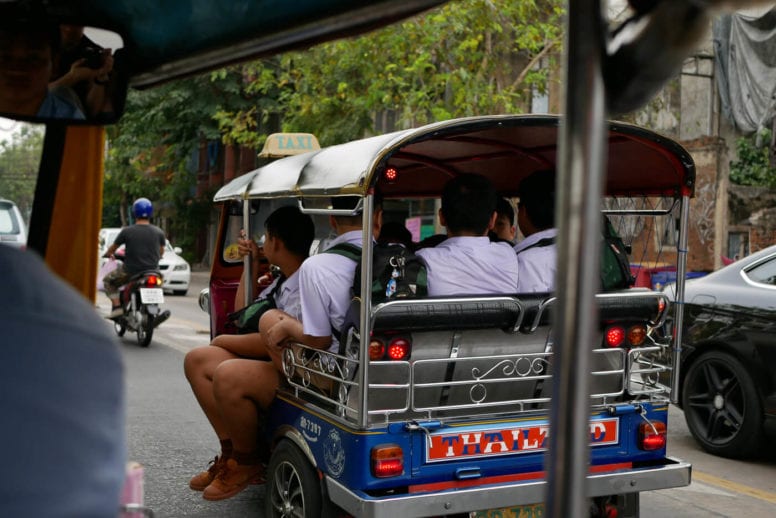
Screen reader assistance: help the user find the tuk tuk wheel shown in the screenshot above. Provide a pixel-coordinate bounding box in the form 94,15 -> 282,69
136,308 -> 154,347
265,439 -> 322,518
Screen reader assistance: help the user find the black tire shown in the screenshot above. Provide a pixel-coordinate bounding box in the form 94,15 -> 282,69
136,307 -> 154,347
265,440 -> 322,518
173,289 -> 188,296
682,350 -> 763,458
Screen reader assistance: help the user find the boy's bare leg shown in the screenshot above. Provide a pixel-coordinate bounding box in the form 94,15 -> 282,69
203,358 -> 280,500
184,345 -> 239,439
210,332 -> 270,359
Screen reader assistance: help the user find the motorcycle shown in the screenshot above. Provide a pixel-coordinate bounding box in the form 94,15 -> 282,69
112,269 -> 171,347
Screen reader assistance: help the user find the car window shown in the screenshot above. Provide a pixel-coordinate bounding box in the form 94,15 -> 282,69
744,256 -> 776,286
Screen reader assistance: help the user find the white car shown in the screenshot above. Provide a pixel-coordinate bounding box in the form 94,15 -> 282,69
0,198 -> 27,249
98,227 -> 191,295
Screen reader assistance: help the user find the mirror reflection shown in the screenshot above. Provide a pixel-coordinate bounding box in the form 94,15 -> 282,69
0,19 -> 125,124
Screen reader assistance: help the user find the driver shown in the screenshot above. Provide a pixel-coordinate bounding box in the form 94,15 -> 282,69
102,197 -> 166,318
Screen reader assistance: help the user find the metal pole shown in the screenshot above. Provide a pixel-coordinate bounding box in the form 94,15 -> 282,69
242,198 -> 252,305
358,193 -> 375,428
546,1 -> 608,517
670,194 -> 691,402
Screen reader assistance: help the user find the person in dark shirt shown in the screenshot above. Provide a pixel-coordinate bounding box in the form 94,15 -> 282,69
102,197 -> 166,318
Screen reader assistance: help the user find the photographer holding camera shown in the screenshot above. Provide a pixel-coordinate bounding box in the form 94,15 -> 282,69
49,24 -> 114,119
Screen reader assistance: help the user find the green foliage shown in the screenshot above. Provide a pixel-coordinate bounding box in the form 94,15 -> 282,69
729,129 -> 776,189
105,0 -> 566,259
0,124 -> 44,220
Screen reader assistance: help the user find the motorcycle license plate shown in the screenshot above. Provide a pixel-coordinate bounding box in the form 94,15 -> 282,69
471,503 -> 544,518
140,288 -> 164,304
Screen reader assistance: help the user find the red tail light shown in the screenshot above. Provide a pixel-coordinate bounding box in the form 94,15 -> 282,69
604,324 -> 647,347
371,444 -> 403,477
383,167 -> 398,183
387,337 -> 410,360
638,421 -> 667,450
145,275 -> 162,287
605,326 -> 625,347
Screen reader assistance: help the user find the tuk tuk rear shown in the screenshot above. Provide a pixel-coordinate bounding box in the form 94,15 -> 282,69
208,114 -> 692,517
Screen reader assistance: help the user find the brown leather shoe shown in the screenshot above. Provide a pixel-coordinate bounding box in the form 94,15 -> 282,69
202,459 -> 265,501
189,455 -> 225,491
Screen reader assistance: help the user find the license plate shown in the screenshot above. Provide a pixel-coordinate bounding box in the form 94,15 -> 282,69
140,288 -> 164,304
471,503 -> 544,518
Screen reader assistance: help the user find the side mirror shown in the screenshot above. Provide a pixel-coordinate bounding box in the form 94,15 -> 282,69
0,20 -> 127,125
174,246 -> 182,255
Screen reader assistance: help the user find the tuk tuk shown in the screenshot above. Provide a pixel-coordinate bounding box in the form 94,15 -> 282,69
7,0 -> 756,516
208,114 -> 692,517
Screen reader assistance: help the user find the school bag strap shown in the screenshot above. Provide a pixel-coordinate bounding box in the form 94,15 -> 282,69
515,236 -> 556,255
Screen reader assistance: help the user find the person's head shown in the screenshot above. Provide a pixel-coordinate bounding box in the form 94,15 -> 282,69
263,205 -> 315,262
378,221 -> 413,248
59,25 -> 85,49
439,173 -> 498,236
516,169 -> 556,236
329,189 -> 383,237
132,197 -> 153,221
492,198 -> 516,242
0,21 -> 60,115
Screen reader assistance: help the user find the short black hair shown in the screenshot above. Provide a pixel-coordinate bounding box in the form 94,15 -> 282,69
264,205 -> 315,259
496,197 -> 515,225
517,169 -> 556,230
441,173 -> 497,234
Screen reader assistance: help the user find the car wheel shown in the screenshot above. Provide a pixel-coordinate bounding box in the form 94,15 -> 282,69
681,350 -> 763,458
173,289 -> 188,296
265,440 -> 324,518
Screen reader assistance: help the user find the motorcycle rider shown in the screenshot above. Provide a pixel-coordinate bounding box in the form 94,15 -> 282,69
103,197 -> 166,318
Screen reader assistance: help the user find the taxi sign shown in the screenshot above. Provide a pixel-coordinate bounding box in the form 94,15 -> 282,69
258,132 -> 321,158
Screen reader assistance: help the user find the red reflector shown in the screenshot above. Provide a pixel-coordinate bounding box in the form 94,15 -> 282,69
627,325 -> 647,346
371,445 -> 403,478
657,298 -> 666,314
384,167 -> 398,182
369,339 -> 385,361
387,338 -> 410,360
638,421 -> 667,451
605,326 -> 625,347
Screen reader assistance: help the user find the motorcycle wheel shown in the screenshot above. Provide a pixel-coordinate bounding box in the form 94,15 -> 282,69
136,306 -> 154,347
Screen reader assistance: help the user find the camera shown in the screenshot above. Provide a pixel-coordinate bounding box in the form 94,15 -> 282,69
81,47 -> 103,69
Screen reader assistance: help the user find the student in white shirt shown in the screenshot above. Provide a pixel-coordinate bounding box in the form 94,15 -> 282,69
513,169 -> 558,293
262,194 -> 382,356
183,206 -> 314,501
416,174 -> 519,296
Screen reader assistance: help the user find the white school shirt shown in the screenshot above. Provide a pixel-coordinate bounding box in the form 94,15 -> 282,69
298,230 -> 362,352
513,228 -> 558,293
416,236 -> 519,296
266,269 -> 301,320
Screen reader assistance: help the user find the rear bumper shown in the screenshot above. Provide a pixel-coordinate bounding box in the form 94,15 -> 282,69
326,457 -> 691,518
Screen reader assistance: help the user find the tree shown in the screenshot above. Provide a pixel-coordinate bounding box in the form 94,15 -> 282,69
216,0 -> 565,146
730,128 -> 776,189
0,124 -> 44,221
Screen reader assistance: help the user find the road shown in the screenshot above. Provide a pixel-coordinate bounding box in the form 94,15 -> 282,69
106,271 -> 776,517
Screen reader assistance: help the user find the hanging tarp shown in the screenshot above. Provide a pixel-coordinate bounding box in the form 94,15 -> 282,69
715,7 -> 776,134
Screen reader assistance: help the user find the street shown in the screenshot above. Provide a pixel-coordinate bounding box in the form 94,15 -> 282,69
108,271 -> 776,517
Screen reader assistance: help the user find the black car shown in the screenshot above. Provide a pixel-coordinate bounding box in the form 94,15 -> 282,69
667,245 -> 776,458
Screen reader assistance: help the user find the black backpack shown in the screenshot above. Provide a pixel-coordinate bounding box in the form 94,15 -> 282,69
601,217 -> 635,291
324,242 -> 428,303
